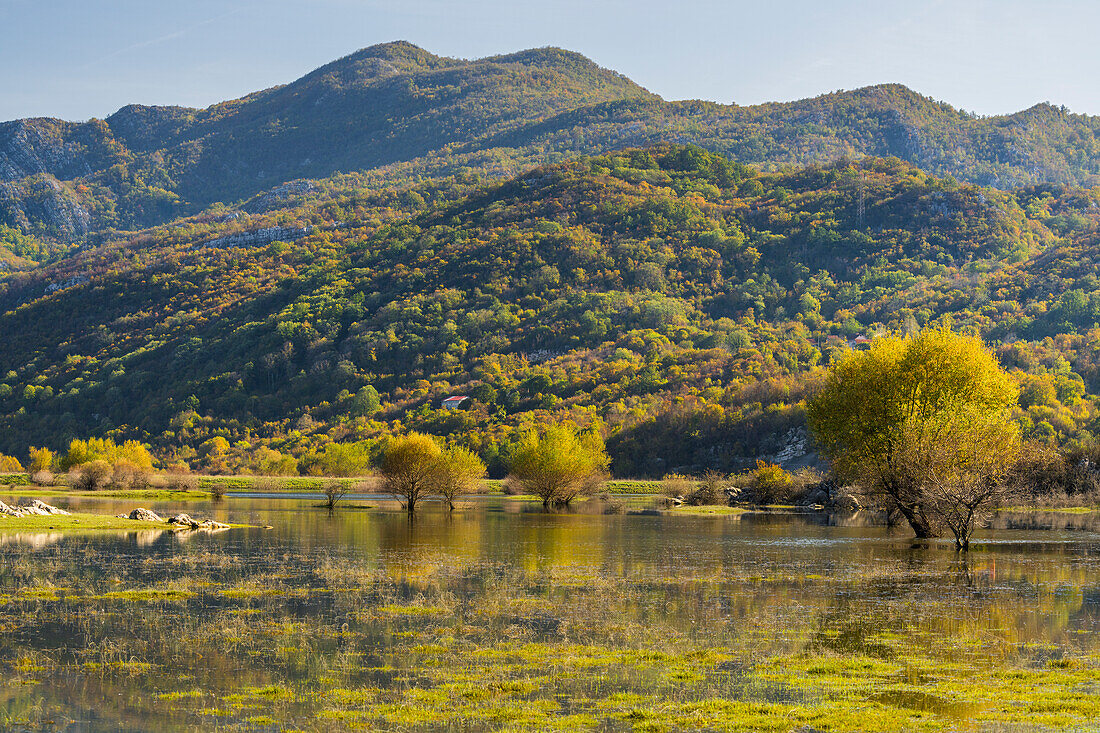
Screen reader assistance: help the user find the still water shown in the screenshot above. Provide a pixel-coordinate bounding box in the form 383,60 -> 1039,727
1,495 -> 1098,732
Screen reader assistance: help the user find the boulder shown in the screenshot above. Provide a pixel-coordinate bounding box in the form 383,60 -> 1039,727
196,520 -> 231,530
167,513 -> 199,528
25,499 -> 70,516
127,508 -> 163,522
798,486 -> 829,507
0,499 -> 70,517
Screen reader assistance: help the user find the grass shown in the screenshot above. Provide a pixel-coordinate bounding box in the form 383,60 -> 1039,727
0,511 -> 250,533
0,512 -> 182,533
1,487 -> 211,501
656,505 -> 749,516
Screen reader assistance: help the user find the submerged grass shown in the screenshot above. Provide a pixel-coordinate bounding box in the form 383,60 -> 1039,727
0,512 -> 1097,731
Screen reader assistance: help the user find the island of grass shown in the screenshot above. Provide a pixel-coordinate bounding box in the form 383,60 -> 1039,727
0,507 -> 253,534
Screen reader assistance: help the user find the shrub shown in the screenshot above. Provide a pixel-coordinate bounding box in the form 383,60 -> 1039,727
70,460 -> 112,491
686,470 -> 728,505
661,473 -> 696,500
323,480 -> 351,513
163,473 -> 199,492
111,458 -> 150,490
750,460 -> 794,504
0,454 -> 23,472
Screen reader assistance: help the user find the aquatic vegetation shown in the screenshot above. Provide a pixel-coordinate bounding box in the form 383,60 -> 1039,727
0,503 -> 1097,730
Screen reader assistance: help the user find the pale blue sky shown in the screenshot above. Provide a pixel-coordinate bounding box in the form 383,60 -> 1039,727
1,0 -> 1096,122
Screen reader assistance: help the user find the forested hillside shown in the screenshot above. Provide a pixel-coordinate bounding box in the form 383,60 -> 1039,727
2,145 -> 1099,476
4,42 -> 1100,265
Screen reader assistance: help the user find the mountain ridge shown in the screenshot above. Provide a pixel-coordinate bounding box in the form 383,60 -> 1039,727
2,42 -> 1100,263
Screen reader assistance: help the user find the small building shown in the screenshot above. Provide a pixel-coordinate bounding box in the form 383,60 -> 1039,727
850,335 -> 873,350
441,396 -> 469,410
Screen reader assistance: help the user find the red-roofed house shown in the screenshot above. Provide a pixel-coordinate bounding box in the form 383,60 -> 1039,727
441,396 -> 469,410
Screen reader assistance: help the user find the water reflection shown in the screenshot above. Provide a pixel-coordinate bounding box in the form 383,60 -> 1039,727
0,496 -> 1096,731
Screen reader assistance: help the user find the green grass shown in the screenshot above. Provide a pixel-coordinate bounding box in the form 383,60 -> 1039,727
0,511 -> 250,533
0,512 -> 181,533
658,505 -> 749,516
1,488 -> 211,501
605,480 -> 664,494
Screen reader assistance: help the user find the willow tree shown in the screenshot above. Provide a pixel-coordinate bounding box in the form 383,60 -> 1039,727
807,328 -> 1020,549
379,434 -> 486,513
380,433 -> 442,514
507,424 -> 609,507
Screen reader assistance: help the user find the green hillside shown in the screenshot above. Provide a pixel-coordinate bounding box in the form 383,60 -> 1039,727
4,43 -> 1100,260
1,145 -> 1098,476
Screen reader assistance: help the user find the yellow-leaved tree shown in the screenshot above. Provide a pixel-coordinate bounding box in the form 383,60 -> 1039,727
807,328 -> 1020,549
379,433 -> 486,513
507,424 -> 609,507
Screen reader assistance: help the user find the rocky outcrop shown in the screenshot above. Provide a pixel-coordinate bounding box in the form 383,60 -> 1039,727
0,175 -> 92,237
243,180 -> 316,212
0,499 -> 71,517
0,119 -> 95,181
126,508 -> 163,522
167,513 -> 230,530
195,225 -> 312,250
798,482 -> 864,512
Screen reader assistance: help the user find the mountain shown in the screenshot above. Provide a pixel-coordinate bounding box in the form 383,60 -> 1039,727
3,43 -> 1100,260
1,144 -> 1098,476
0,42 -> 655,253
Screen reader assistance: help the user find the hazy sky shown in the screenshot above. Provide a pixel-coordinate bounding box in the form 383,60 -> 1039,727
1,0 -> 1097,122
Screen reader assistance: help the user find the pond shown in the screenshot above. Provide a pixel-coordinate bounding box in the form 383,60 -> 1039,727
0,495 -> 1098,732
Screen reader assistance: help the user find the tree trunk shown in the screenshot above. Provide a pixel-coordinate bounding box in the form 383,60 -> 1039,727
895,502 -> 938,538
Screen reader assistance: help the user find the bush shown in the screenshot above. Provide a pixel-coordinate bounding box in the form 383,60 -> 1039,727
0,454 -> 22,472
111,458 -> 150,490
163,473 -> 199,492
661,473 -> 696,500
750,460 -> 794,504
686,470 -> 728,505
1007,442 -> 1100,506
70,460 -> 112,491
31,470 -> 55,486
323,480 -> 351,513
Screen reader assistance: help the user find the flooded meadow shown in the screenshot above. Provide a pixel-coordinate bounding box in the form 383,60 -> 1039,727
0,496 -> 1098,732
